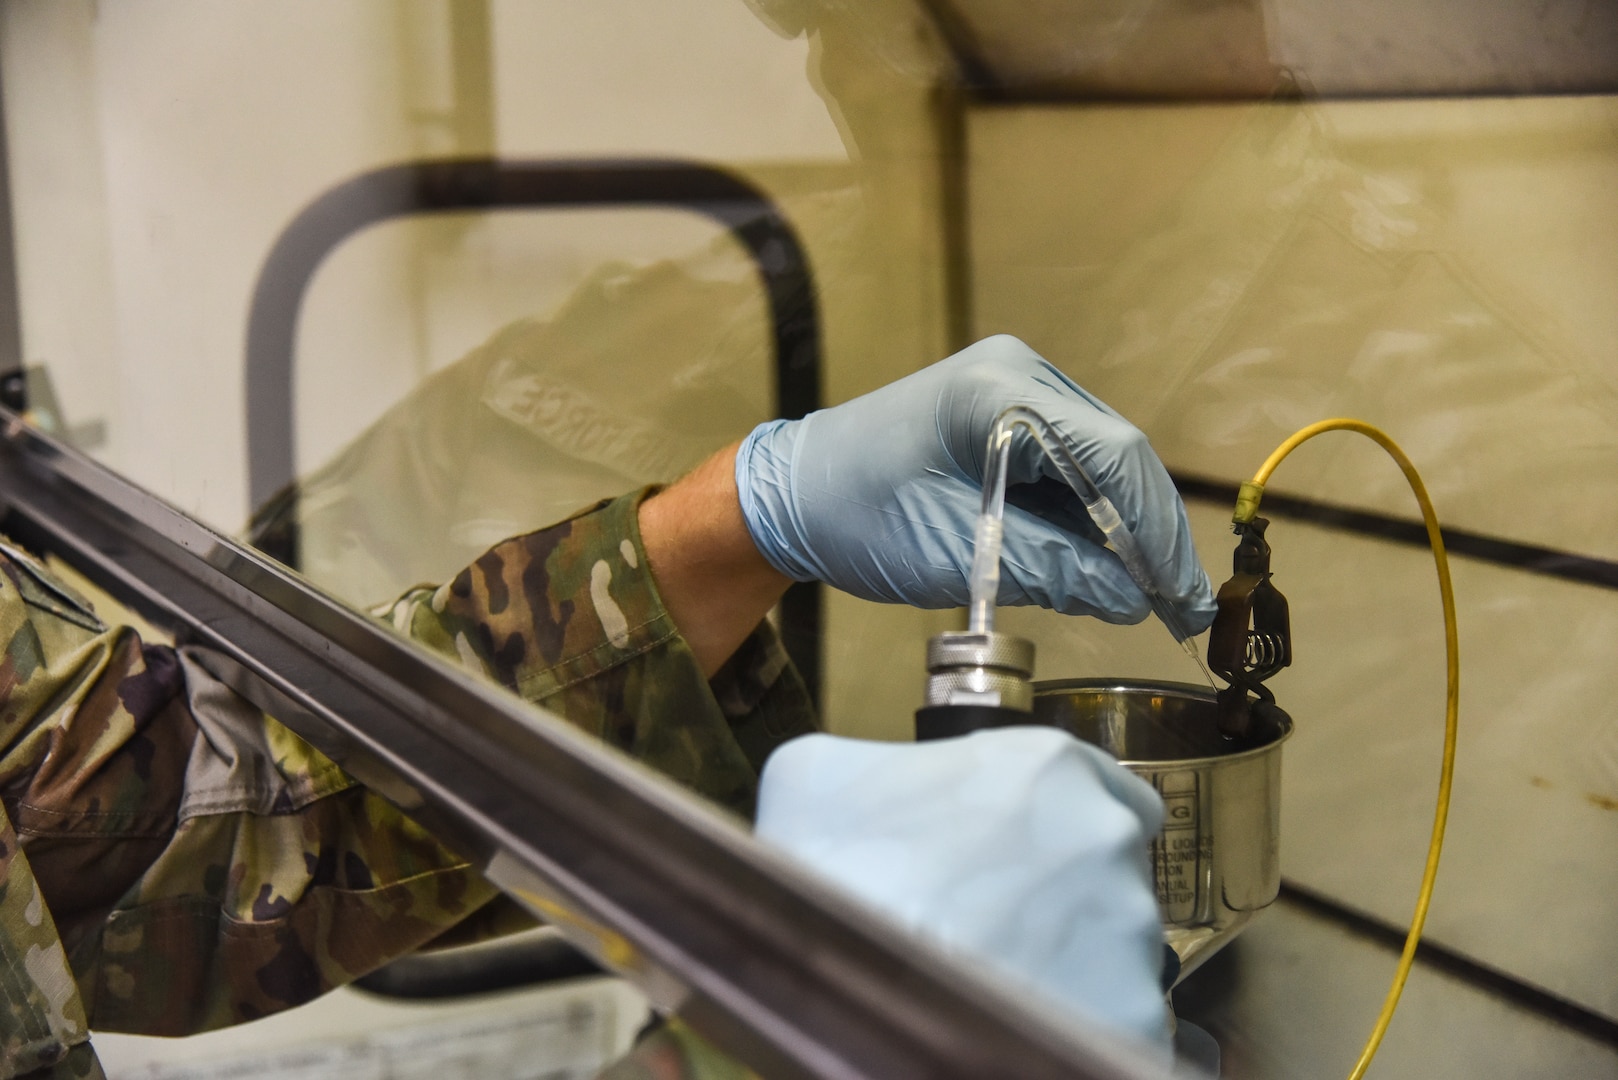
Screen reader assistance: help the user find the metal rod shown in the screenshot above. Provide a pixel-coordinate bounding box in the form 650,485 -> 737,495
0,52 -> 26,401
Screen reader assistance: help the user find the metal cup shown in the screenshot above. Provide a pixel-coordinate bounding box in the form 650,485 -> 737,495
1031,679 -> 1292,985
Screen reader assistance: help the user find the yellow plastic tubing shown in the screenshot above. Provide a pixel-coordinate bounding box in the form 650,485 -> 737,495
1236,419 -> 1460,1080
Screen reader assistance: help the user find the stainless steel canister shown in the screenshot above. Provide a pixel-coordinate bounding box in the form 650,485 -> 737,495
1032,679 -> 1293,984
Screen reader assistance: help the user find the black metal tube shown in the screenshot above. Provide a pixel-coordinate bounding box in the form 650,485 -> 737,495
353,931 -> 602,1000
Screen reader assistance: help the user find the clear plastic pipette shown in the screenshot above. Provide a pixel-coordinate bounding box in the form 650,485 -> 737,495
968,406 -> 1216,687
1081,490 -> 1219,689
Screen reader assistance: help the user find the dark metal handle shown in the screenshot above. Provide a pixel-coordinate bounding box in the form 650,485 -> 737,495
243,157 -> 823,700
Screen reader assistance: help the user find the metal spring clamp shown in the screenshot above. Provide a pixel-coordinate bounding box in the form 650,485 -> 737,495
1208,516 -> 1292,740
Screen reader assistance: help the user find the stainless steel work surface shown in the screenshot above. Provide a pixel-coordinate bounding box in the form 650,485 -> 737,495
1173,898 -> 1618,1078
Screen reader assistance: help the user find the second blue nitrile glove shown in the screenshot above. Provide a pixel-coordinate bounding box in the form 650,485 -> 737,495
754,726 -> 1173,1057
735,335 -> 1215,629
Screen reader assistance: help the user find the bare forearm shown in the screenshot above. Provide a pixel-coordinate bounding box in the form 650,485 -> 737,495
638,443 -> 792,676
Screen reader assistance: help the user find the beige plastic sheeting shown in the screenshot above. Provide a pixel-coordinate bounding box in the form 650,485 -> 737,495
971,96 -> 1618,1023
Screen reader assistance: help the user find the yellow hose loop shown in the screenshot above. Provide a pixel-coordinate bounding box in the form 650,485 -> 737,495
1239,419 -> 1460,1080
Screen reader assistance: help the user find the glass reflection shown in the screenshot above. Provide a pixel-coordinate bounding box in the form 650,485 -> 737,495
0,2 -> 1614,1077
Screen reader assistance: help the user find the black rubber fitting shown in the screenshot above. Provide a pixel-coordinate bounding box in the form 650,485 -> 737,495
914,703 -> 1033,741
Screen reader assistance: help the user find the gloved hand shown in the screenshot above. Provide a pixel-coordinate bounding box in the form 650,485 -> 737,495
754,727 -> 1172,1055
735,334 -> 1214,629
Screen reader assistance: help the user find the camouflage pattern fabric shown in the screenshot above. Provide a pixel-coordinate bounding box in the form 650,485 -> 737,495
0,489 -> 817,1078
596,1019 -> 760,1080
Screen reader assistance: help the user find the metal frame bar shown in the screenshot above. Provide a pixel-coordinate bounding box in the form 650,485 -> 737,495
915,0 -> 1618,103
0,55 -> 26,411
0,409 -> 1160,1080
243,156 -> 822,702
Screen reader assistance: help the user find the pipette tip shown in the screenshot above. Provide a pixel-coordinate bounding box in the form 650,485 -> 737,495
1180,635 -> 1219,689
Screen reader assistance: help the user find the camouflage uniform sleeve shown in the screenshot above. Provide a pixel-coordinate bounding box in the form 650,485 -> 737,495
0,489 -> 816,1078
0,532 -> 506,1070
376,487 -> 817,818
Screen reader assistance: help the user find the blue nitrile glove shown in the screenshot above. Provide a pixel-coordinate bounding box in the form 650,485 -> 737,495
735,334 -> 1214,629
754,727 -> 1172,1056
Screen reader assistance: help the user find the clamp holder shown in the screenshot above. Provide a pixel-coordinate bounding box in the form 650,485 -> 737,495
1208,516 -> 1292,740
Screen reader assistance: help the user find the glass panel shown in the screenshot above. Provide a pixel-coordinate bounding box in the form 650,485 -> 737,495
972,95 -> 1618,1069
1,3 -> 1615,1076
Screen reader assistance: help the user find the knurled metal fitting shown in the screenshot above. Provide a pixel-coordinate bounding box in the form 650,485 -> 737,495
926,631 -> 1035,676
923,630 -> 1037,712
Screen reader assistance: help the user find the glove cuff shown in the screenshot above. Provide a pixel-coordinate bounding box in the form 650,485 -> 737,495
735,419 -> 818,583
